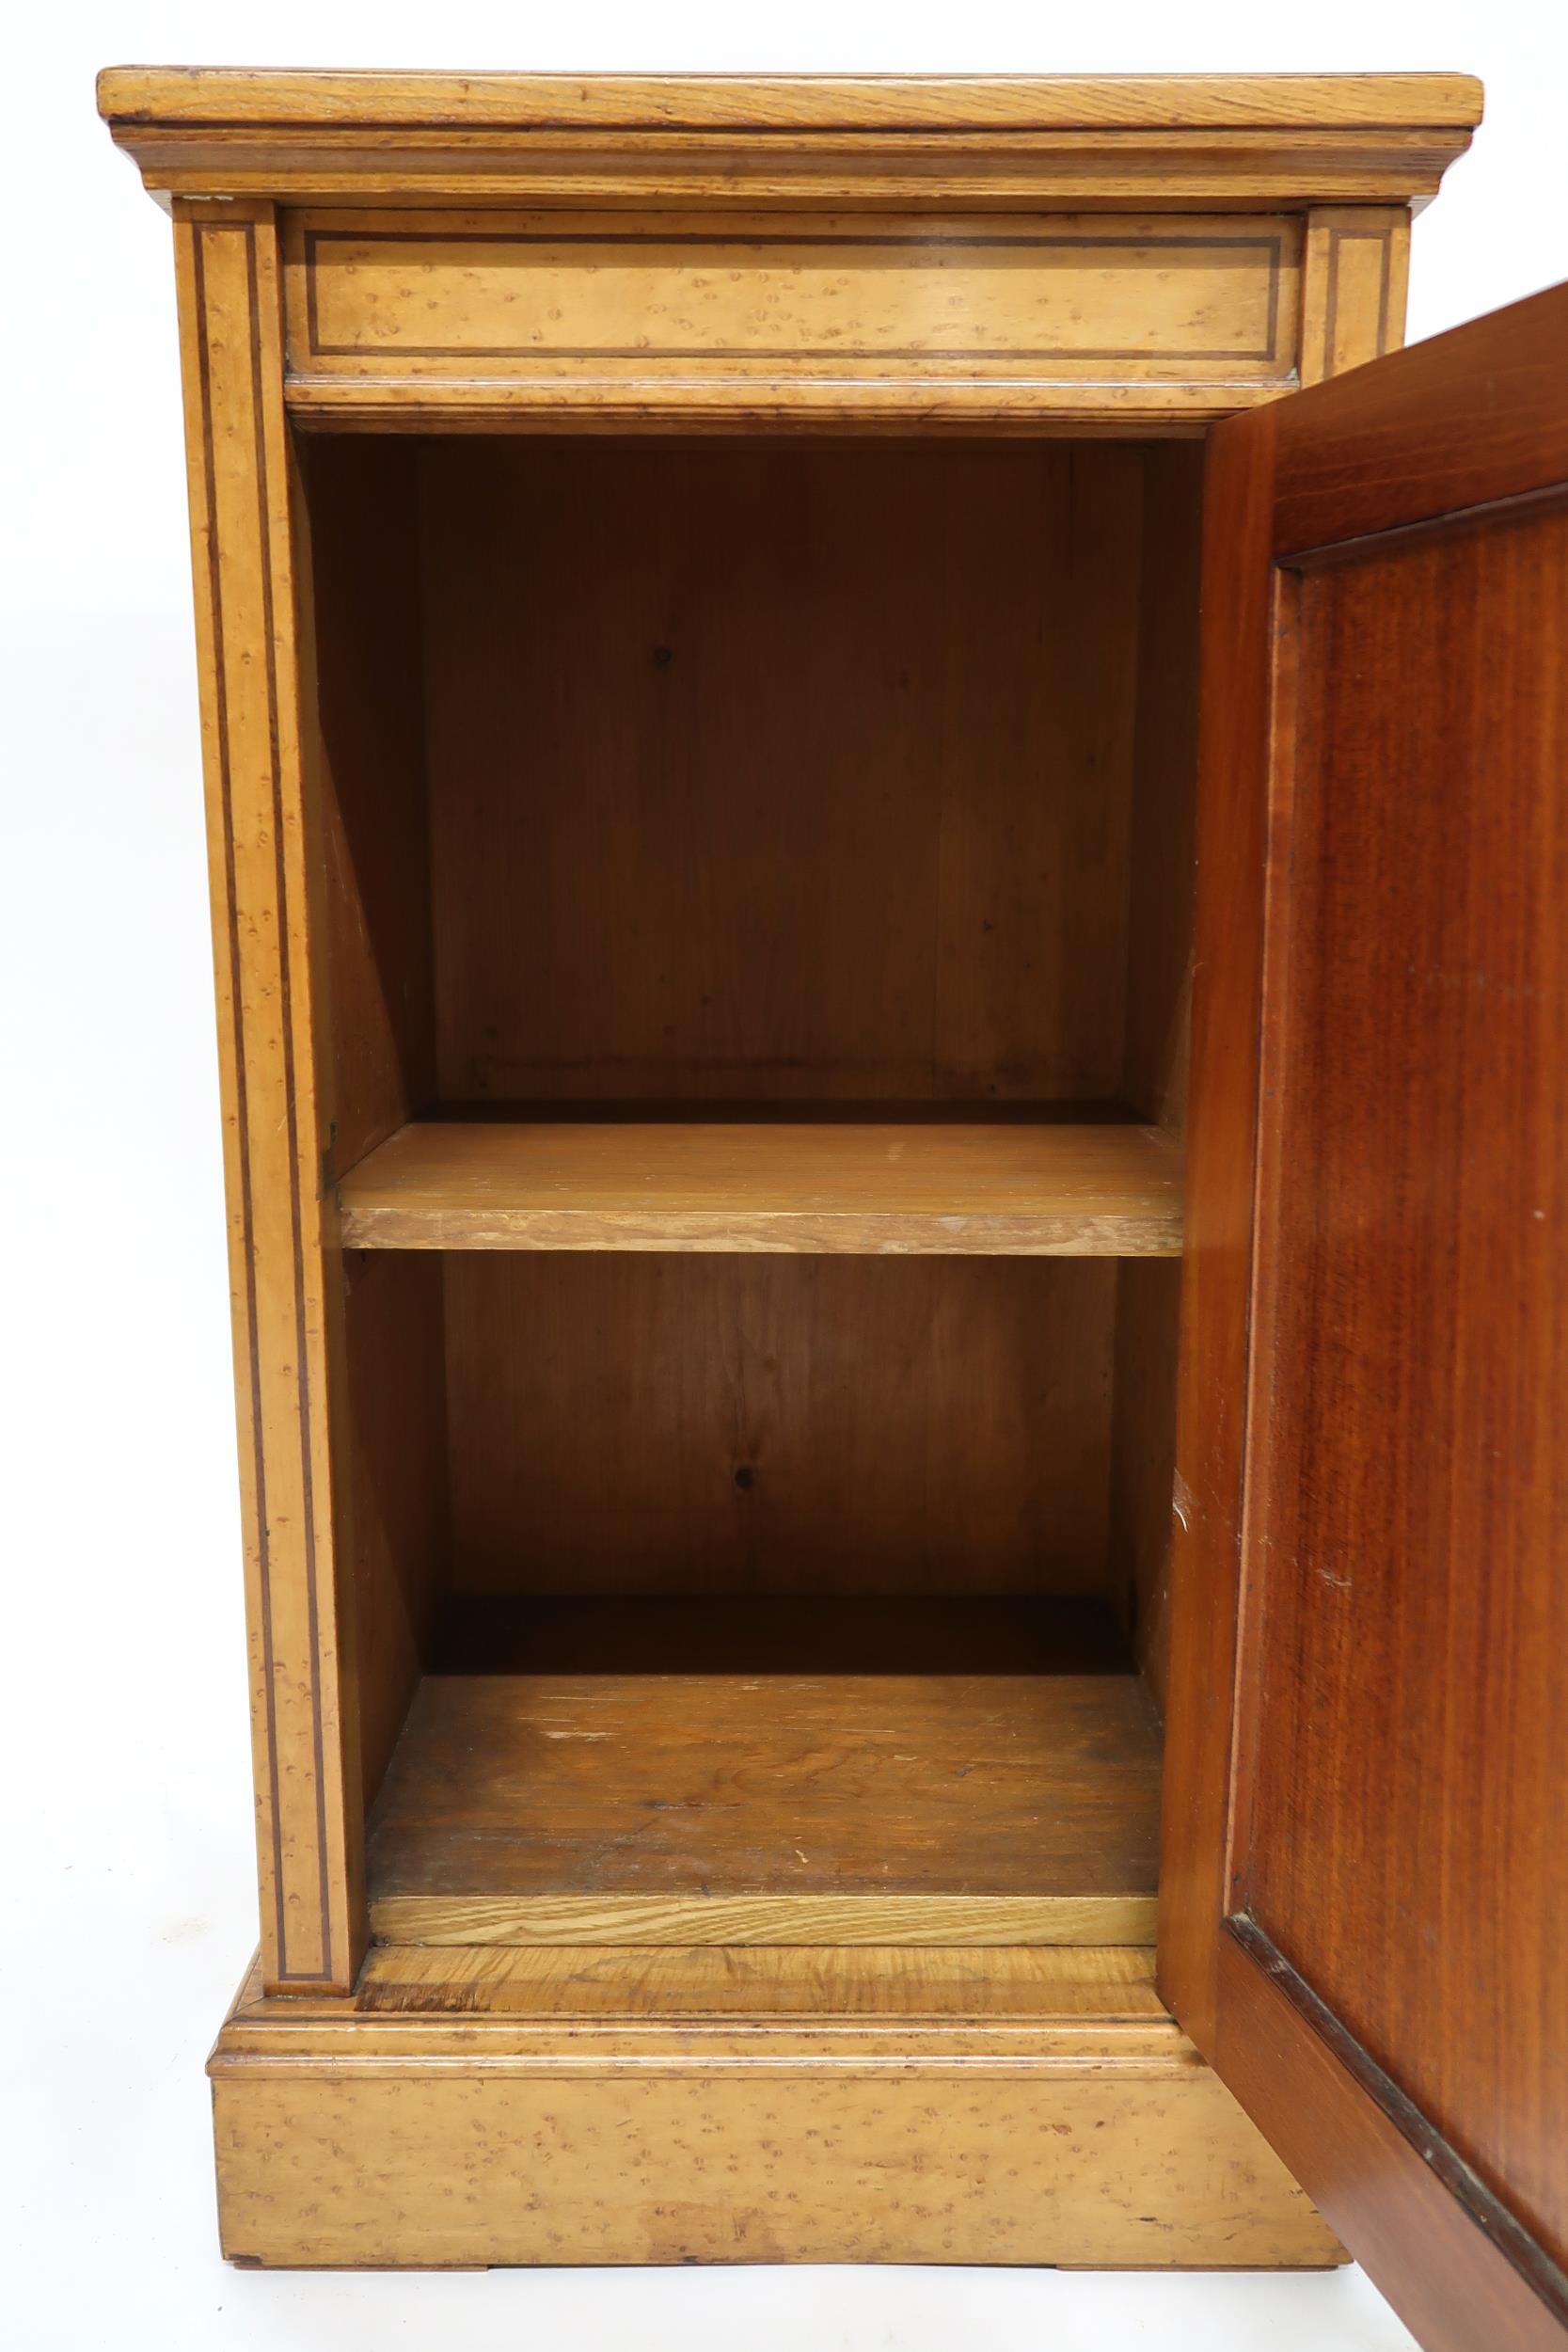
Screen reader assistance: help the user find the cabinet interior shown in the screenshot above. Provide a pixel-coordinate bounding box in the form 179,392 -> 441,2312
301,433 -> 1204,1964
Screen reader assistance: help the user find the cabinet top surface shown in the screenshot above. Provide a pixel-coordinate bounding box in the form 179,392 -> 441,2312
98,67 -> 1482,134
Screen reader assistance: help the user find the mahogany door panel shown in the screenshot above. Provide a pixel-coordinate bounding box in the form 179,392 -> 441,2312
1162,283 -> 1568,2352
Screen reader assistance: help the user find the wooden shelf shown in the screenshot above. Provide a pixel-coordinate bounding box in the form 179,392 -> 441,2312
366,1599 -> 1162,1948
337,1117 -> 1183,1256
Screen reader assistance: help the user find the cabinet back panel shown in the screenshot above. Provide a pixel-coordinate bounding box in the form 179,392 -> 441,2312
445,1254 -> 1115,1597
420,439 -> 1143,1103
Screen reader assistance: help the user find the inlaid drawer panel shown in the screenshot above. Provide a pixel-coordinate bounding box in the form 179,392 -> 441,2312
282,209 -> 1304,426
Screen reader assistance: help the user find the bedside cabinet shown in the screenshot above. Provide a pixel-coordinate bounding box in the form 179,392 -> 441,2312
99,68 -> 1567,2352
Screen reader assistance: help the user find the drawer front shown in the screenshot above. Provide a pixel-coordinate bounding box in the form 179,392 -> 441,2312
282,209 -> 1305,426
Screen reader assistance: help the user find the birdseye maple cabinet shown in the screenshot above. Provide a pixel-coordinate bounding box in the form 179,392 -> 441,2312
98,64 -> 1568,2348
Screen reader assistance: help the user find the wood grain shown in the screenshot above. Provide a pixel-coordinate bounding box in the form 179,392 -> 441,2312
1112,441 -> 1205,1700
420,439 -> 1144,1104
336,1117 -> 1183,1256
1273,279 -> 1568,556
1214,1932 -> 1565,2352
364,1597 -> 1161,1942
295,211 -> 1294,367
1121,442 -> 1205,1127
1240,497 -> 1568,2282
102,65 -> 1493,2280
207,1952 -> 1339,2265
1110,1263 -> 1184,1706
173,202 -> 363,1994
1157,402 -> 1279,2054
1298,205 -> 1411,387
356,1941 -> 1167,2015
1162,282 -> 1568,2352
283,209 -> 1303,427
286,379 -> 1291,435
339,1254 -> 449,1812
294,437 -> 435,1180
98,69 -> 1486,133
372,1893 -> 1158,1948
99,71 -> 1480,225
442,1254 -> 1117,1597
209,2009 -> 1338,2268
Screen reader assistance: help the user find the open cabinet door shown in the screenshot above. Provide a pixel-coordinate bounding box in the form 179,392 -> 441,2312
1161,282 -> 1568,2352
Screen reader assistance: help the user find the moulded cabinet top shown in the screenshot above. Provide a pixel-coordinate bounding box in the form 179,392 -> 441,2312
96,67 -> 1482,209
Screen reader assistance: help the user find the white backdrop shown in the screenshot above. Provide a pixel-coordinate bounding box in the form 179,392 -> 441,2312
5,7 -> 1565,2348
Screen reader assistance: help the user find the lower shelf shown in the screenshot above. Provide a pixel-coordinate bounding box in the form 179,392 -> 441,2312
210,1947 -> 1343,2268
365,1598 -> 1162,1947
334,1113 -> 1184,1256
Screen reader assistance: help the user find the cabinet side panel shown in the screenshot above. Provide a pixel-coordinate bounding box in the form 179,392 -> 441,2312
290,437 -> 449,1811
342,1254 -> 450,1811
295,437 -> 437,1179
173,206 -> 364,1992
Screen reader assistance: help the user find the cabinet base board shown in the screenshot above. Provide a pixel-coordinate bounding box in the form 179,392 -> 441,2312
209,1950 -> 1341,2269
